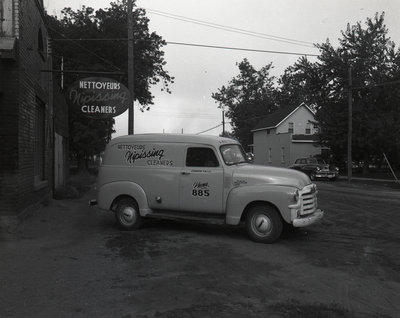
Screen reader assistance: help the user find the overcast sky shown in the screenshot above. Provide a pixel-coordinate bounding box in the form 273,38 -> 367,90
44,0 -> 400,137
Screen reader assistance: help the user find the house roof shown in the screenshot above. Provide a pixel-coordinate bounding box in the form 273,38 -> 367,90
251,103 -> 315,132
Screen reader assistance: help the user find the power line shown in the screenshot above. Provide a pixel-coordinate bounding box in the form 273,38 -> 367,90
142,7 -> 316,49
52,38 -> 318,57
40,69 -> 125,75
352,79 -> 400,90
48,26 -> 122,71
167,41 -> 319,57
141,111 -> 219,119
50,7 -> 317,50
196,123 -> 223,135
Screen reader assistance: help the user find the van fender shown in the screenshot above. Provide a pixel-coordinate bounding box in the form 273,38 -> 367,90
225,185 -> 295,225
97,181 -> 151,216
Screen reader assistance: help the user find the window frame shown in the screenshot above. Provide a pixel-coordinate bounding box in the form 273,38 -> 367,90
185,147 -> 220,168
37,27 -> 46,61
268,147 -> 272,163
306,122 -> 311,134
288,122 -> 294,133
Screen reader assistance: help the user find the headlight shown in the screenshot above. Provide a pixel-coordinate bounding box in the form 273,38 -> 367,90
293,189 -> 300,202
312,184 -> 317,193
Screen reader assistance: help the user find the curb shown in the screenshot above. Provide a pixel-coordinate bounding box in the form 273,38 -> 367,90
338,176 -> 399,183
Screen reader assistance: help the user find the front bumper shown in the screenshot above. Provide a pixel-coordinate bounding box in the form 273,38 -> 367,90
292,209 -> 324,227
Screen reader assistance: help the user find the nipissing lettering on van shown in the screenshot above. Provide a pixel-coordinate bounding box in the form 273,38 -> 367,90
125,148 -> 165,164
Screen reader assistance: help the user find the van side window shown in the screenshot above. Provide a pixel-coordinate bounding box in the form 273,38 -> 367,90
186,147 -> 219,167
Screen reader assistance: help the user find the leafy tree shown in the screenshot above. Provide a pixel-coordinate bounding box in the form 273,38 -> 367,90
46,1 -> 173,170
212,59 -> 278,149
315,12 -> 400,171
278,13 -> 400,171
278,56 -> 325,107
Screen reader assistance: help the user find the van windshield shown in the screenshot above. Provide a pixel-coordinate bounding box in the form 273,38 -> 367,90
220,144 -> 247,165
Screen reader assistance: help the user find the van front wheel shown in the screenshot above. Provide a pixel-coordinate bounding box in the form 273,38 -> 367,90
115,198 -> 141,230
245,205 -> 282,243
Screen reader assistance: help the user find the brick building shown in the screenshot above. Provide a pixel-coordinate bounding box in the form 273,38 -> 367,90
0,0 -> 68,226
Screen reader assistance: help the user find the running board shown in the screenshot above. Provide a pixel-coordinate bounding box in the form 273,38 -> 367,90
145,211 -> 226,225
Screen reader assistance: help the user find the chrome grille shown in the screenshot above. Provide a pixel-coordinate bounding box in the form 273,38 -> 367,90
300,186 -> 317,216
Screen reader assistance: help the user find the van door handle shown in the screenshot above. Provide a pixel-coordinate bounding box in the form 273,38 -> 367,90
181,171 -> 191,175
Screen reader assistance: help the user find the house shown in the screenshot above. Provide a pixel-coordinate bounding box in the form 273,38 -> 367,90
251,103 -> 323,167
0,0 -> 68,227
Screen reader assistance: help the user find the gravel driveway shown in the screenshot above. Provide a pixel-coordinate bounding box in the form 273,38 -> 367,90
1,181 -> 399,317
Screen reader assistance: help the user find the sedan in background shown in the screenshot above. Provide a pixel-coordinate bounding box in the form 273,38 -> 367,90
290,157 -> 339,181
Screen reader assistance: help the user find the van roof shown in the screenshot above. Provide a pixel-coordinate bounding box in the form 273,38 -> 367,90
109,134 -> 239,148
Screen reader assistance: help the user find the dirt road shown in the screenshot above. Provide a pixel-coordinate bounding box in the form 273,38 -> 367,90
1,181 -> 399,317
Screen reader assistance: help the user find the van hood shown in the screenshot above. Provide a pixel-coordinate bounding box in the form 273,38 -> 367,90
232,164 -> 311,189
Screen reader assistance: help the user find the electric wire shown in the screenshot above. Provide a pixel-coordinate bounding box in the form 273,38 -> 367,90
47,10 -> 400,135
196,123 -> 223,135
167,41 -> 318,56
49,37 -> 399,88
52,38 -> 318,57
142,7 -> 316,48
47,25 -> 123,71
140,111 -> 219,119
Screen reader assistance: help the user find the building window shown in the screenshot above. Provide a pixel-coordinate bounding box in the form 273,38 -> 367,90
37,28 -> 46,60
306,122 -> 311,134
266,129 -> 270,135
268,148 -> 272,163
288,122 -> 294,133
281,147 -> 285,163
34,98 -> 46,184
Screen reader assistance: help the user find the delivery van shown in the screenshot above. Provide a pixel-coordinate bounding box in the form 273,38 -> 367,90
92,134 -> 323,243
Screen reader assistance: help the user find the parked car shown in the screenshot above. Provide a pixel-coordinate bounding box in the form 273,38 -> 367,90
91,134 -> 324,243
290,157 -> 339,181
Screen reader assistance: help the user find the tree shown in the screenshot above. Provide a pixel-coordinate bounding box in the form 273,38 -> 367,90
212,59 -> 278,149
315,12 -> 400,170
278,56 -> 324,108
46,1 -> 174,170
278,13 -> 400,171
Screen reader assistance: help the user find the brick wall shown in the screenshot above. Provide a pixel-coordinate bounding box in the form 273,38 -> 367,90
0,0 -> 53,218
0,57 -> 19,170
0,49 -> 20,215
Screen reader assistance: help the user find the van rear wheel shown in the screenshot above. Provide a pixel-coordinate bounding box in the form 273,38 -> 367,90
115,197 -> 141,230
245,205 -> 283,243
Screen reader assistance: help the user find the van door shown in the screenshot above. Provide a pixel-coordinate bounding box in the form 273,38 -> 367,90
180,147 -> 224,214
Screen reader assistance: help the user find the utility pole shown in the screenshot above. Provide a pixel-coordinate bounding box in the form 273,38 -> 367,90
347,67 -> 353,182
222,109 -> 225,136
60,56 -> 64,90
127,0 -> 134,135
